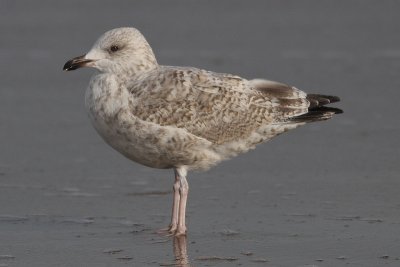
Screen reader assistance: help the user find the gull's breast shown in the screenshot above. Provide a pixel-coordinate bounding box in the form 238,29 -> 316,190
84,75 -> 221,170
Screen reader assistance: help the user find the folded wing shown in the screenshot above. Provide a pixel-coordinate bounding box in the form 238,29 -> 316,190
128,67 -> 339,145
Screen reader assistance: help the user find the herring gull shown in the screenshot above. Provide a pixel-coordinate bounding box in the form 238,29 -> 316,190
63,27 -> 342,236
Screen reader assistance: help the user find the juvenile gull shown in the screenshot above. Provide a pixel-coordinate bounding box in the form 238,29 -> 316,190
63,27 -> 342,236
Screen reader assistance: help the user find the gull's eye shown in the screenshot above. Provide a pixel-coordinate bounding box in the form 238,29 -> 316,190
110,45 -> 119,52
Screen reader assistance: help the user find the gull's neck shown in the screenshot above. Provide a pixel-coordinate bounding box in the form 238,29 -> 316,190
112,45 -> 159,81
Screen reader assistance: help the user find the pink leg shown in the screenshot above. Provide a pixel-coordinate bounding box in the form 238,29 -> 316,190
157,170 -> 180,234
169,169 -> 180,232
175,167 -> 189,236
157,167 -> 189,236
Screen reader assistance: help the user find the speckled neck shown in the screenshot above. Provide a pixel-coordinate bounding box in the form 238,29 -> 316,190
113,48 -> 159,82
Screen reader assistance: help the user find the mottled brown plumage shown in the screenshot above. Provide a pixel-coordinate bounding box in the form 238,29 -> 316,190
64,27 -> 342,236
130,67 -> 315,146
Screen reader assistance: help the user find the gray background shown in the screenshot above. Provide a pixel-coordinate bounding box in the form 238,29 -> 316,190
1,0 -> 399,266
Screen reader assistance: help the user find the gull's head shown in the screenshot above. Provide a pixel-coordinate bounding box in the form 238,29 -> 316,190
63,27 -> 157,75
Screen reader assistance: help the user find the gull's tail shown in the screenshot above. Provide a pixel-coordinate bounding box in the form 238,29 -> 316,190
290,94 -> 343,123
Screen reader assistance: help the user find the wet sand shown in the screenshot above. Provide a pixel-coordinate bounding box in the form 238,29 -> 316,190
1,1 -> 400,266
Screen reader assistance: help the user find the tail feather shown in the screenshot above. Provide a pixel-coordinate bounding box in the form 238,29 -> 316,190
290,94 -> 343,123
306,94 -> 340,108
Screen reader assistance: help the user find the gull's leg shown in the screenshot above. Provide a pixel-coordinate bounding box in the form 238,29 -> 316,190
169,169 -> 180,232
157,169 -> 180,234
175,167 -> 189,236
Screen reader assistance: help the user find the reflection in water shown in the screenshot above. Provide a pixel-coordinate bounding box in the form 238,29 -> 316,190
172,236 -> 190,266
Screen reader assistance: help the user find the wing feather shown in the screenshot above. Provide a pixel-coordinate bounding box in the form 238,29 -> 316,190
129,67 -> 309,144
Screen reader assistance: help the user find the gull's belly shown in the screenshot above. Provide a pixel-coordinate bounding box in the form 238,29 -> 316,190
87,107 -> 221,170
88,110 -> 175,169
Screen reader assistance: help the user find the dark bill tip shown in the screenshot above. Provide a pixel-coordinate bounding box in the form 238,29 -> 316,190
63,55 -> 92,71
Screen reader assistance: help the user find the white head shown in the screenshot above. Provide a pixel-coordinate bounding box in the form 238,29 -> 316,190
63,27 -> 158,76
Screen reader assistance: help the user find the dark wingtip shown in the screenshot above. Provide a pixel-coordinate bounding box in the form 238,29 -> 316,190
307,94 -> 341,106
331,96 -> 341,102
325,107 -> 343,114
309,106 -> 343,114
291,106 -> 343,123
334,108 -> 344,114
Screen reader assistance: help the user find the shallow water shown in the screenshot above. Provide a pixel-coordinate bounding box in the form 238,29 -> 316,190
1,1 -> 400,266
